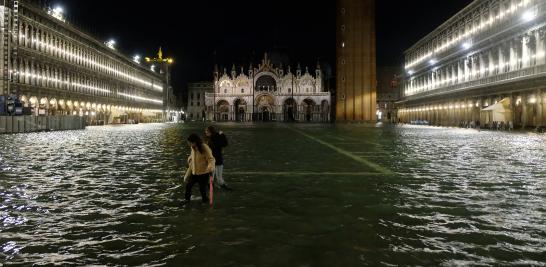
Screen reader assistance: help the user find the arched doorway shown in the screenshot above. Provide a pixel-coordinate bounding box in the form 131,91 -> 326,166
217,100 -> 230,121
283,98 -> 297,122
261,106 -> 271,122
39,97 -> 48,116
256,94 -> 275,122
49,98 -> 58,116
303,99 -> 316,122
234,98 -> 247,122
29,96 -> 38,116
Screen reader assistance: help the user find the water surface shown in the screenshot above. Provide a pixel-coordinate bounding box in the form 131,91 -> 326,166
1,123 -> 545,265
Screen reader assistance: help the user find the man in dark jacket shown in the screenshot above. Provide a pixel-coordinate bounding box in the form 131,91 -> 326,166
205,126 -> 232,190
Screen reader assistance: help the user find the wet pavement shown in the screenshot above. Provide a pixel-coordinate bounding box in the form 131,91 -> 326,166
1,123 -> 545,265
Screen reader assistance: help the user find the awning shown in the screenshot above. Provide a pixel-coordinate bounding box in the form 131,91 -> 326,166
481,98 -> 512,122
482,98 -> 510,111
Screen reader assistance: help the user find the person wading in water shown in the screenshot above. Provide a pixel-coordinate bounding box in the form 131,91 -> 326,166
182,134 -> 215,206
205,126 -> 232,190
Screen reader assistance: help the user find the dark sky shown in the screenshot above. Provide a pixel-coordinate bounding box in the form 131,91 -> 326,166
58,0 -> 473,97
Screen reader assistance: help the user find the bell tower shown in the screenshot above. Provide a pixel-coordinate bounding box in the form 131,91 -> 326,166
336,0 -> 376,122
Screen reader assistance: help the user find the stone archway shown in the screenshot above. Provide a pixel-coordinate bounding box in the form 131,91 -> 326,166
234,98 -> 247,122
283,98 -> 297,122
302,99 -> 316,122
20,95 -> 28,108
39,97 -> 48,115
49,98 -> 58,115
256,94 -> 275,121
217,100 -> 230,121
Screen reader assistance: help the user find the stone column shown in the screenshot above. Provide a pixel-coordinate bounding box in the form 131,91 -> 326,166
498,45 -> 504,74
537,29 -> 546,66
522,93 -> 528,129
452,63 -> 456,85
458,60 -> 464,83
431,72 -> 435,90
509,39 -> 517,71
536,89 -> 543,126
463,58 -> 469,82
479,53 -> 485,78
488,50 -> 495,76
522,34 -> 531,68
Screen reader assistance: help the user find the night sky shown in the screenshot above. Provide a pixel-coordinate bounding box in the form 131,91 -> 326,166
59,0 -> 473,97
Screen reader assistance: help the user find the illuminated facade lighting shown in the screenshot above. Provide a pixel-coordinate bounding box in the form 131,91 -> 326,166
19,35 -> 163,91
405,0 -> 533,70
105,39 -> 116,50
47,6 -> 66,22
118,93 -> 162,104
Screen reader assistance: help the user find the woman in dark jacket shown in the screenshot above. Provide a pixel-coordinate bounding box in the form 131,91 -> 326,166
205,126 -> 231,190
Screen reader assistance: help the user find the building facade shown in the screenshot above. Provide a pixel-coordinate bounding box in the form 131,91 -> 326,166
0,1 -> 171,124
376,67 -> 402,123
186,82 -> 212,121
399,0 -> 546,129
336,0 -> 377,122
205,54 -> 331,122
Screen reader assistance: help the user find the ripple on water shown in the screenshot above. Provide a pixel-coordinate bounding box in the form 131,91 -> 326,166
0,124 -> 545,265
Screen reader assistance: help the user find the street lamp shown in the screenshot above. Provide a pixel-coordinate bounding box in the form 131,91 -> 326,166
105,39 -> 116,50
48,6 -> 66,22
522,10 -> 536,22
133,55 -> 141,64
145,47 -> 175,122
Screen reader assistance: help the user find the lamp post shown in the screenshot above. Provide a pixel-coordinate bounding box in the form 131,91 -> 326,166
145,47 -> 174,122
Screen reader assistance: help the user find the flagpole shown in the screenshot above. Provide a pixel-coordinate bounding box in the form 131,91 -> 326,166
252,68 -> 255,122
213,51 -> 216,122
291,66 -> 294,122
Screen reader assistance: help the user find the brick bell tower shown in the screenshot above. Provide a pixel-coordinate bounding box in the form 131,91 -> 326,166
336,0 -> 377,122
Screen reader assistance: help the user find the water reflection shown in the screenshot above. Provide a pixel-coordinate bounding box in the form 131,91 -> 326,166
0,123 -> 545,265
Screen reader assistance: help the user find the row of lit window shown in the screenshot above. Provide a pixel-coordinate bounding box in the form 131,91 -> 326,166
405,0 -> 533,69
400,98 -> 538,113
20,35 -> 163,92
22,97 -> 164,114
15,70 -> 162,105
405,51 -> 545,96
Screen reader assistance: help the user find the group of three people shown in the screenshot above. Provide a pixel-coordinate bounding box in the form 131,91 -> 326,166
182,126 -> 230,205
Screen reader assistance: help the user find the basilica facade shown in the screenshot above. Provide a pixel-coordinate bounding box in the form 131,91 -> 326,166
205,54 -> 331,122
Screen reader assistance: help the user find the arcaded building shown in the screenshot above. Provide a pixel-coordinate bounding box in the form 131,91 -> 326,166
376,67 -> 402,123
0,1 -> 171,123
399,0 -> 546,129
205,54 -> 331,122
336,0 -> 377,122
186,82 -> 212,121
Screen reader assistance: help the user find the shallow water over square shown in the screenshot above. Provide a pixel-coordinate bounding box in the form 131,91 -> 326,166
1,123 -> 545,265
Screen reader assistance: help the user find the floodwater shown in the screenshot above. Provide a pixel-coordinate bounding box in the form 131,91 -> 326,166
0,123 -> 545,266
